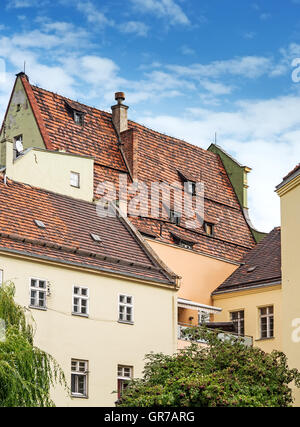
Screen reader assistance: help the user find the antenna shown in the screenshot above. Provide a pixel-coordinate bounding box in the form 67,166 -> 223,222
214,132 -> 217,144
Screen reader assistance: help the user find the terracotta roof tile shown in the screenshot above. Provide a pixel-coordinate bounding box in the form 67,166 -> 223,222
0,176 -> 176,285
213,227 -> 281,293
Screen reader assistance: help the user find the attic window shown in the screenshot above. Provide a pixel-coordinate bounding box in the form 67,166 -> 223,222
169,209 -> 181,226
34,220 -> 46,229
177,239 -> 194,250
90,233 -> 102,243
16,104 -> 21,112
204,222 -> 214,236
247,266 -> 258,273
186,181 -> 196,196
70,172 -> 80,188
74,111 -> 84,126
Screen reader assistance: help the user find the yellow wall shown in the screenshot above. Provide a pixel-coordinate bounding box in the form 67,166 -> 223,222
213,285 -> 282,353
277,175 -> 300,406
0,252 -> 177,407
5,141 -> 94,202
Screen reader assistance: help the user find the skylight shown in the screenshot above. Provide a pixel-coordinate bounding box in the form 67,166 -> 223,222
34,219 -> 46,229
90,233 -> 102,243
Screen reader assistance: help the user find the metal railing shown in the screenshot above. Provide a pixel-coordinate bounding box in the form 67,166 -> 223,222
178,323 -> 253,347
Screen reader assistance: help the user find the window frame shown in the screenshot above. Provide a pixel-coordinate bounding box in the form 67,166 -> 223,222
0,270 -> 3,286
169,209 -> 181,226
73,111 -> 84,126
72,286 -> 89,317
117,365 -> 133,399
259,306 -> 274,340
71,359 -> 88,398
186,181 -> 197,196
230,310 -> 245,336
204,222 -> 214,236
118,294 -> 134,324
29,277 -> 47,310
70,171 -> 80,189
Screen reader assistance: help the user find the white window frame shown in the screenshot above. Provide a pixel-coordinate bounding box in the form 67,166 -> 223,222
186,181 -> 196,196
29,277 -> 47,310
71,359 -> 88,398
118,294 -> 134,324
259,306 -> 274,339
117,365 -> 133,398
72,286 -> 89,317
0,270 -> 3,286
70,171 -> 80,188
230,310 -> 245,336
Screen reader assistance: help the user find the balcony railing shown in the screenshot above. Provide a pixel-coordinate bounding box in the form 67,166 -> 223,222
178,323 -> 253,347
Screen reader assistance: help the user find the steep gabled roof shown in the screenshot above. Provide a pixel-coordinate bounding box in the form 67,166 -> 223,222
7,73 -> 255,264
0,175 -> 178,286
213,227 -> 281,294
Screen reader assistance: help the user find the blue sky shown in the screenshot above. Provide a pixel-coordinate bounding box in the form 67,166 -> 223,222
1,0 -> 300,232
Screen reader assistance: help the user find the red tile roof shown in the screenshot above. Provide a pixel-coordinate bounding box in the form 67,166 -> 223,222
213,227 -> 281,294
0,175 -> 177,286
9,74 -> 255,264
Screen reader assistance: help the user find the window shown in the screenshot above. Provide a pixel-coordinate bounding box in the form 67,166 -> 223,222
198,310 -> 210,324
71,359 -> 88,398
72,286 -> 89,316
73,111 -> 84,126
169,209 -> 181,226
186,181 -> 196,196
14,135 -> 23,158
204,222 -> 214,236
0,270 -> 3,286
70,172 -> 80,188
259,306 -> 274,339
30,278 -> 47,309
119,295 -> 134,324
230,310 -> 245,336
117,365 -> 133,399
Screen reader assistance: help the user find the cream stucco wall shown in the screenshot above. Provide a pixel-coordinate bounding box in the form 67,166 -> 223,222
0,252 -> 177,407
213,285 -> 282,353
5,141 -> 94,202
278,175 -> 300,406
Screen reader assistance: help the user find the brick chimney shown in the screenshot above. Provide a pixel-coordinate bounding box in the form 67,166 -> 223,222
111,92 -> 128,135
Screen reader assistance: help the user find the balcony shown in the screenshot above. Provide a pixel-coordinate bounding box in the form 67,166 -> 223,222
178,322 -> 253,347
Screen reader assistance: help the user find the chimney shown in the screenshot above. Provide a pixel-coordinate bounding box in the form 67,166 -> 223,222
111,92 -> 128,135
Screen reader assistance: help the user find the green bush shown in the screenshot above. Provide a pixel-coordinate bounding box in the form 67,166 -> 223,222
117,327 -> 300,407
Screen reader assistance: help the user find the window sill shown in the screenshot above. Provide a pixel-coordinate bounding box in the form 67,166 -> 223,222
71,394 -> 88,399
29,305 -> 47,311
72,312 -> 89,318
118,320 -> 134,326
255,337 -> 275,342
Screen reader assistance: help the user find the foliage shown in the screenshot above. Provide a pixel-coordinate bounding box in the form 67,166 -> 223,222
0,282 -> 67,407
117,327 -> 300,407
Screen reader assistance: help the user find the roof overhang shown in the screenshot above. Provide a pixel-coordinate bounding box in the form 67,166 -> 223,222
178,298 -> 222,314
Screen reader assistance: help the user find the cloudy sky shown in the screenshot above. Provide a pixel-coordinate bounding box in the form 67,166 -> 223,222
1,0 -> 300,232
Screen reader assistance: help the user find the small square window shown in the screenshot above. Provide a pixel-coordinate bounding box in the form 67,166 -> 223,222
70,172 -> 80,188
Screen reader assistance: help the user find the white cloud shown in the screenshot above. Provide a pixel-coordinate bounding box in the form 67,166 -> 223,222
76,1 -> 114,28
6,0 -> 48,8
130,0 -> 190,25
134,96 -> 300,232
120,21 -> 149,37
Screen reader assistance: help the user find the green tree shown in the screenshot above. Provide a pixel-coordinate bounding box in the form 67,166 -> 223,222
0,282 -> 67,407
117,327 -> 300,407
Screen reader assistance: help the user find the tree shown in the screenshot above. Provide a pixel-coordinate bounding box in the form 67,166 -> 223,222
117,327 -> 300,407
0,282 -> 66,407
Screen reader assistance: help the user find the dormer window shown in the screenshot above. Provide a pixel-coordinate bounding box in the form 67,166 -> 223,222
170,231 -> 196,250
186,181 -> 196,196
74,111 -> 84,126
204,222 -> 214,236
169,209 -> 181,226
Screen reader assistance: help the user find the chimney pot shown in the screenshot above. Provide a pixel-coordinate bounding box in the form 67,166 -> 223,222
112,91 -> 128,134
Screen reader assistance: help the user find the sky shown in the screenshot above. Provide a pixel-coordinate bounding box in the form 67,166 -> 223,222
0,0 -> 300,233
